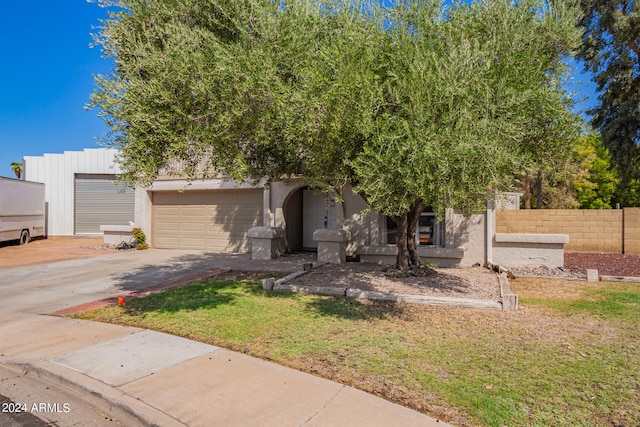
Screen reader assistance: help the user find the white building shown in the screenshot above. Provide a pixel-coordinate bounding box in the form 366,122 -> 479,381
23,148 -> 135,236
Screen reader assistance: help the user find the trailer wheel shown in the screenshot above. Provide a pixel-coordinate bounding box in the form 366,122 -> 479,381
19,230 -> 30,245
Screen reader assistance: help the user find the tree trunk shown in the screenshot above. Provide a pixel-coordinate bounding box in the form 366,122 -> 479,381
524,175 -> 531,209
395,213 -> 409,270
535,170 -> 544,209
407,200 -> 424,267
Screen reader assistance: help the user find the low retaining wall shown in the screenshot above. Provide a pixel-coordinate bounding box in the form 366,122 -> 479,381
493,233 -> 569,268
265,268 -> 514,311
100,225 -> 134,246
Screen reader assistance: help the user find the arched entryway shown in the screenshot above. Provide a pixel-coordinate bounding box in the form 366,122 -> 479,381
282,186 -> 337,252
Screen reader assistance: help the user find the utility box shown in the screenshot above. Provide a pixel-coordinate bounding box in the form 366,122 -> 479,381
0,177 -> 45,244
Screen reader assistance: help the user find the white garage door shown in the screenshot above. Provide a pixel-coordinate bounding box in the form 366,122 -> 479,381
152,190 -> 263,251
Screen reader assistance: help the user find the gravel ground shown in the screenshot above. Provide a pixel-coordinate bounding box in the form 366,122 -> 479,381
286,262 -> 502,300
510,252 -> 640,278
288,252 -> 640,300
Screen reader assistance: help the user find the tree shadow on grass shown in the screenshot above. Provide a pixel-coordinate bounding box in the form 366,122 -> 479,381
121,280 -> 238,315
121,271 -> 404,322
301,296 -> 404,321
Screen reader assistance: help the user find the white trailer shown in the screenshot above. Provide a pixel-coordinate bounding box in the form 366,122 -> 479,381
0,177 -> 45,244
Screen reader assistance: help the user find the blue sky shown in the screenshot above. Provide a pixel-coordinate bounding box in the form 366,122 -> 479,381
0,1 -> 599,179
0,1 -> 111,178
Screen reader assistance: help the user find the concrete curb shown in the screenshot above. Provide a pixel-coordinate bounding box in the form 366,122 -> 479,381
513,273 -> 640,283
600,275 -> 640,283
346,289 -> 503,309
513,274 -> 586,281
498,273 -> 519,311
1,358 -> 185,427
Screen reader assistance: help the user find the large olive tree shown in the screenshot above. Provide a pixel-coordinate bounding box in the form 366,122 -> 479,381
90,0 -> 582,270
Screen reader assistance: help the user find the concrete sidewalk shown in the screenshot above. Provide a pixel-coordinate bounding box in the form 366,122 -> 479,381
0,311 -> 450,426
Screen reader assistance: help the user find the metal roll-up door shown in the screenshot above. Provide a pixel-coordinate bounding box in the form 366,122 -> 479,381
75,174 -> 135,234
152,190 -> 263,251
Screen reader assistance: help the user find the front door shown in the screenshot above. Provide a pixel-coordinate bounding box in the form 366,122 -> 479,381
302,189 -> 336,250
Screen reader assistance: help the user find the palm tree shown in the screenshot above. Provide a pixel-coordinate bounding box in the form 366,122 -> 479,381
10,162 -> 22,179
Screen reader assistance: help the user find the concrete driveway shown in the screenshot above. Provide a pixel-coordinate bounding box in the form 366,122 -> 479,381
0,249 -> 314,314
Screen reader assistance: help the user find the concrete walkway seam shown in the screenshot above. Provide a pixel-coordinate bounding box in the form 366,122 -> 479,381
1,358 -> 185,427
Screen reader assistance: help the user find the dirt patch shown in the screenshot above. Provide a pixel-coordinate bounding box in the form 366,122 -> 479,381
565,252 -> 640,277
286,262 -> 501,300
511,253 -> 640,279
0,236 -> 118,268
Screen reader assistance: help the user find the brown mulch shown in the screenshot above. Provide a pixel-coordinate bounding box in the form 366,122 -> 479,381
565,253 -> 640,277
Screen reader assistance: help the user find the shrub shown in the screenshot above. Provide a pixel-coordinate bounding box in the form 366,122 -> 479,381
131,228 -> 148,250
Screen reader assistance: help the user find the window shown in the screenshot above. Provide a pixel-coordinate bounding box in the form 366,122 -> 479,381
417,208 -> 444,247
384,208 -> 444,247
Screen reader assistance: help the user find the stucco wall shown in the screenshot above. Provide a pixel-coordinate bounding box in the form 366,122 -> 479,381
340,186 -> 377,256
450,211 -> 486,267
139,175 -> 489,264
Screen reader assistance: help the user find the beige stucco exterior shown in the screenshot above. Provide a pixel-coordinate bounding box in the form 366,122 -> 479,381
135,177 -> 488,267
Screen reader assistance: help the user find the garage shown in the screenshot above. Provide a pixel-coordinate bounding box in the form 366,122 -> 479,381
151,190 -> 263,251
75,174 -> 135,234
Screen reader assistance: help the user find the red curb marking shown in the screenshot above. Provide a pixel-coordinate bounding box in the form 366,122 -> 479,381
49,268 -> 230,317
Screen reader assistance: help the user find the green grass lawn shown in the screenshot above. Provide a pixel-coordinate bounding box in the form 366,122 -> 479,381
77,272 -> 640,427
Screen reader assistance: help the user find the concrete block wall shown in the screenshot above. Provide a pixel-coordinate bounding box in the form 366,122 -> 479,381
496,209 -> 640,254
624,208 -> 640,255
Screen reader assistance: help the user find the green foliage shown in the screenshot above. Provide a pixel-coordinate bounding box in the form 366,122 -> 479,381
10,162 -> 22,179
577,0 -> 640,184
131,227 -> 148,250
90,0 -> 583,267
89,0 -> 379,189
615,178 -> 640,207
350,0 -> 582,217
521,281 -> 640,322
574,132 -> 620,208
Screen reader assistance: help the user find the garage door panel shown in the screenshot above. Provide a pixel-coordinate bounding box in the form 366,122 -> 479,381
155,220 -> 179,230
75,175 -> 135,234
180,223 -> 207,235
154,235 -> 180,247
181,236 -> 207,247
152,190 -> 262,251
155,206 -> 180,217
182,206 -> 207,217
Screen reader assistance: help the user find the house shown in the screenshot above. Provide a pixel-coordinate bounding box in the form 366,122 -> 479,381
23,148 -> 135,236
24,148 -> 567,268
133,170 -> 531,267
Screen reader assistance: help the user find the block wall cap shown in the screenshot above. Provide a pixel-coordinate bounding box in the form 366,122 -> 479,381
248,226 -> 284,239
100,225 -> 134,233
313,229 -> 351,242
495,233 -> 569,244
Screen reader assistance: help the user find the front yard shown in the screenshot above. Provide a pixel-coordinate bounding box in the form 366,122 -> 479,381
77,272 -> 639,427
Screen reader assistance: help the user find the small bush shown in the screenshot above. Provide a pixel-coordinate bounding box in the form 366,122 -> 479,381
132,228 -> 148,250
